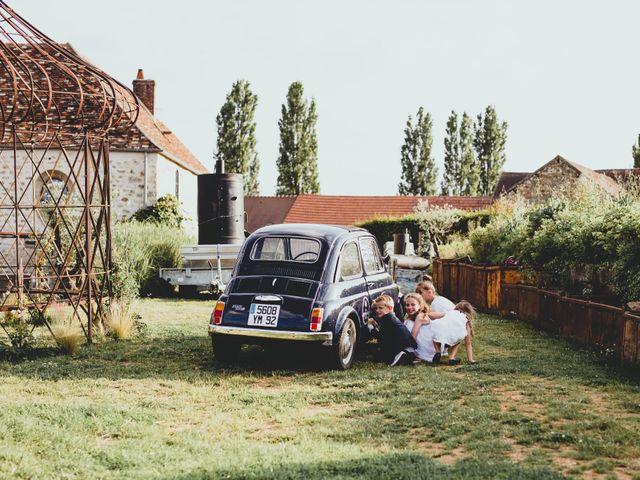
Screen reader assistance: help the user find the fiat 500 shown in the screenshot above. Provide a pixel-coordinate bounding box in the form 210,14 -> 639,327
208,224 -> 400,369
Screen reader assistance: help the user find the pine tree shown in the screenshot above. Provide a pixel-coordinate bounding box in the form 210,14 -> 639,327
633,134 -> 640,168
460,112 -> 480,195
398,107 -> 437,195
214,80 -> 260,195
276,82 -> 320,195
441,111 -> 461,195
473,106 -> 508,196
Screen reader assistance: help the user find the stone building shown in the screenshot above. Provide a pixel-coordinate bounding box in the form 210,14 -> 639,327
492,155 -> 636,202
0,44 -> 208,235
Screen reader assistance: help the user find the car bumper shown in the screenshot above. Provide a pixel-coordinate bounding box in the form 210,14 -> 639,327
209,324 -> 333,345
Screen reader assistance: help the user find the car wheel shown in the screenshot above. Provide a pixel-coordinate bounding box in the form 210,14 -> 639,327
331,318 -> 357,370
211,335 -> 240,362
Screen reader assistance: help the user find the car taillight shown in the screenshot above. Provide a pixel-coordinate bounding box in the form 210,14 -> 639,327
212,301 -> 225,325
310,307 -> 324,332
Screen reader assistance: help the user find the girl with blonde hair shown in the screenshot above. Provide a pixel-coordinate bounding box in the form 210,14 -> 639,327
403,292 -> 440,362
430,300 -> 476,364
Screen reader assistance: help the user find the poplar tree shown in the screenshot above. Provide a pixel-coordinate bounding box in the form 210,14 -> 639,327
441,111 -> 461,195
398,107 -> 437,195
214,80 -> 260,195
460,112 -> 480,195
473,105 -> 508,196
633,134 -> 640,168
276,82 -> 319,195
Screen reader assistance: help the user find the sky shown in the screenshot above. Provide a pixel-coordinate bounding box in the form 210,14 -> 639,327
13,0 -> 640,195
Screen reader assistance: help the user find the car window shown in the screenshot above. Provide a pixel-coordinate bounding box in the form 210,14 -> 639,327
339,242 -> 363,280
250,236 -> 321,263
359,237 -> 384,274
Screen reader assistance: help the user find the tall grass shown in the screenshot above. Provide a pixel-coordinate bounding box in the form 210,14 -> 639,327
106,299 -> 135,340
47,304 -> 83,355
112,221 -> 192,299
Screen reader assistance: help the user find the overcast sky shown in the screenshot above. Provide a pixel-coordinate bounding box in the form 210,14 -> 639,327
14,1 -> 640,195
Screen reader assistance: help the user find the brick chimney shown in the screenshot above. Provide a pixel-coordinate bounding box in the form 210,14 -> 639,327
132,69 -> 155,114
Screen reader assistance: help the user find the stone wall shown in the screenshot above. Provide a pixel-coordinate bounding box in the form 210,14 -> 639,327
109,150 -> 154,219
510,159 -> 580,203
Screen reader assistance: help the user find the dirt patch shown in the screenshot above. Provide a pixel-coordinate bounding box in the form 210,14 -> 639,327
415,442 -> 467,465
494,385 -> 545,418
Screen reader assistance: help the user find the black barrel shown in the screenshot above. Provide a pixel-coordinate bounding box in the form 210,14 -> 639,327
197,173 -> 245,245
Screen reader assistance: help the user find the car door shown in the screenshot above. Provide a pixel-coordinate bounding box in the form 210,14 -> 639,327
359,236 -> 399,320
334,241 -> 367,326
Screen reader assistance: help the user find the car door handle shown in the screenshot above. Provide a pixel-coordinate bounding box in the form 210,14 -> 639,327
367,282 -> 376,288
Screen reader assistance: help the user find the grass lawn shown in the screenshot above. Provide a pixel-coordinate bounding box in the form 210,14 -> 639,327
1,298 -> 639,480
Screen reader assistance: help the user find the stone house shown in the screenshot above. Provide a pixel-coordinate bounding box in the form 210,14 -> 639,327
492,155 -> 638,202
0,44 -> 208,235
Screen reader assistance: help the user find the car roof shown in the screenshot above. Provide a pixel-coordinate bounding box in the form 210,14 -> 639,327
251,223 -> 367,242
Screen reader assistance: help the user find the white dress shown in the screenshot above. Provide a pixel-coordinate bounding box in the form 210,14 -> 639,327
430,295 -> 455,312
404,318 -> 437,362
430,310 -> 468,346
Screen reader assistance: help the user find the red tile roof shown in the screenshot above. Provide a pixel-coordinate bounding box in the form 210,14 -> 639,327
244,196 -> 297,232
126,102 -> 209,174
281,195 -> 491,226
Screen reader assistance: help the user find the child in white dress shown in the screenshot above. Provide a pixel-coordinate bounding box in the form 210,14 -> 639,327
403,293 -> 441,362
430,300 -> 476,365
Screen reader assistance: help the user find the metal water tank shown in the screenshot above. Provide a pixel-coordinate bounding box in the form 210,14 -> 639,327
197,173 -> 245,245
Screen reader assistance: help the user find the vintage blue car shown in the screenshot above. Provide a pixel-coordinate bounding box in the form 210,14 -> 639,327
208,224 -> 400,369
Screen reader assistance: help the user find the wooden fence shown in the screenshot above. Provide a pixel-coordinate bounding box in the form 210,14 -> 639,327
432,259 -> 640,368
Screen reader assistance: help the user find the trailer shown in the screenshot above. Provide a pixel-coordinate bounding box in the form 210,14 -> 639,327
159,243 -> 243,295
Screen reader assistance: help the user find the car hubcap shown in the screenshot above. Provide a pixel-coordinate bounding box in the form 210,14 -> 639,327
340,321 -> 356,365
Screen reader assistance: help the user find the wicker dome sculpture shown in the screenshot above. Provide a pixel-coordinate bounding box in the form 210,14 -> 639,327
0,2 -> 139,343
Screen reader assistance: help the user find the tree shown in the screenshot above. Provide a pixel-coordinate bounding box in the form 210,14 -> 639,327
214,80 -> 260,195
276,82 -> 319,195
633,134 -> 640,168
398,107 -> 438,195
441,111 -> 461,195
460,112 -> 480,195
473,105 -> 508,196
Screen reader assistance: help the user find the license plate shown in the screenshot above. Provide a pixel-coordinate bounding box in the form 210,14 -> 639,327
248,303 -> 280,328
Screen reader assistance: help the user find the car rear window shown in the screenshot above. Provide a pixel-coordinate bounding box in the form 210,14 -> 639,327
250,236 -> 321,263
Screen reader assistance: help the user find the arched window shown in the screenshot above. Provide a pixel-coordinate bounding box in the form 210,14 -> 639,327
39,170 -> 68,204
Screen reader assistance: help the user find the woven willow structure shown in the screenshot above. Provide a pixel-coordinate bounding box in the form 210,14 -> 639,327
0,2 -> 139,342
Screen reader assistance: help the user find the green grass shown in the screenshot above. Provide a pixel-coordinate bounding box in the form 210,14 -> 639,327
1,299 -> 639,479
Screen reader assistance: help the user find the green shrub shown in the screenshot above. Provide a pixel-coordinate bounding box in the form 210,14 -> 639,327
112,221 -> 192,299
356,215 -> 421,251
357,208 -> 491,255
470,188 -> 640,303
131,194 -> 187,228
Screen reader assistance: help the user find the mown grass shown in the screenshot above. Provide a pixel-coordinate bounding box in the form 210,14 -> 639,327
1,299 -> 639,479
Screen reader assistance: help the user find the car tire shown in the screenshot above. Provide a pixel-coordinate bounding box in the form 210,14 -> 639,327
211,335 -> 240,362
331,318 -> 357,370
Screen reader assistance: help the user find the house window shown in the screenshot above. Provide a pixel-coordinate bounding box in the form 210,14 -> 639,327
175,170 -> 180,200
39,170 -> 68,204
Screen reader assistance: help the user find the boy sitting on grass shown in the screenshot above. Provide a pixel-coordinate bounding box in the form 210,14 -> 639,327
367,294 -> 417,366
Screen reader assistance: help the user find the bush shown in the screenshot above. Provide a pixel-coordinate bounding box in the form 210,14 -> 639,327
357,208 -> 491,255
112,221 -> 192,299
470,187 -> 640,303
355,215 -> 421,251
0,309 -> 35,350
131,194 -> 187,228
